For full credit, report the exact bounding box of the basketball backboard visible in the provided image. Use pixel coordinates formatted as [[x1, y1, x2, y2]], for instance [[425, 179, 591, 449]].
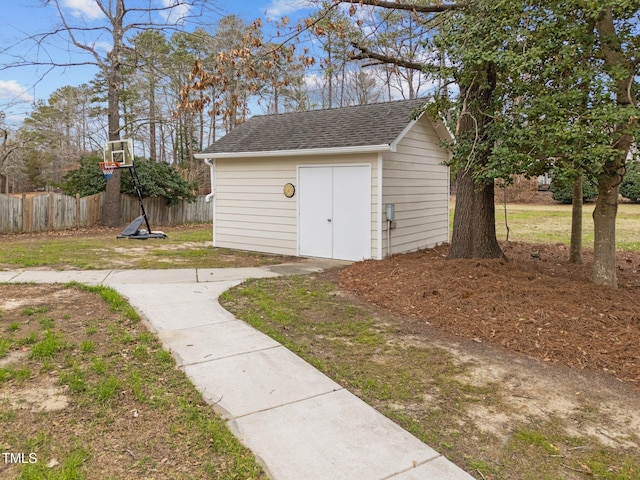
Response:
[[104, 139, 134, 167]]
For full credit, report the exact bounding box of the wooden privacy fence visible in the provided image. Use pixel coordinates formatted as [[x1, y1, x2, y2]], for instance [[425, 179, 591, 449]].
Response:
[[0, 193, 212, 234], [0, 193, 102, 234], [119, 195, 212, 226]]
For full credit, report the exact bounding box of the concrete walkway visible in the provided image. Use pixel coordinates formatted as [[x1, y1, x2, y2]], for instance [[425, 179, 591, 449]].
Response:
[[2, 262, 474, 480]]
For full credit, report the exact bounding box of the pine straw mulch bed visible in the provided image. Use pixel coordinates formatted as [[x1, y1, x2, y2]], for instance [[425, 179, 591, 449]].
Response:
[[339, 242, 640, 387]]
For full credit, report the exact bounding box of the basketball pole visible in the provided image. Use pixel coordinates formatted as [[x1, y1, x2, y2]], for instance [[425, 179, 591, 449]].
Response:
[[128, 164, 152, 234]]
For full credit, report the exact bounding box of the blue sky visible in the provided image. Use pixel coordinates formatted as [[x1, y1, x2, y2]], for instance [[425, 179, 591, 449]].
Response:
[[0, 0, 316, 124]]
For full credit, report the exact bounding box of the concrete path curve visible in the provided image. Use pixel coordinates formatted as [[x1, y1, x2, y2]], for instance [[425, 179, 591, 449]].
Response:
[[2, 261, 474, 480]]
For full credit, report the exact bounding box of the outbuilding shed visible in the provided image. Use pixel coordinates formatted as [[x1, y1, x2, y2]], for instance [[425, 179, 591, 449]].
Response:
[[195, 98, 451, 261]]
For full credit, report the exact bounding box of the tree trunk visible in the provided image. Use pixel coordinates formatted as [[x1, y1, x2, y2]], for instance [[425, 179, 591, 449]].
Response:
[[448, 168, 503, 259], [149, 78, 157, 162], [592, 172, 620, 287], [448, 62, 502, 260], [101, 69, 123, 227], [591, 7, 636, 286], [569, 176, 583, 264], [100, 0, 125, 227]]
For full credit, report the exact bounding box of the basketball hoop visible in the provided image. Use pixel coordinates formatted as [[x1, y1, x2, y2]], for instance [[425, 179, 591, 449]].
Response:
[[99, 161, 119, 179]]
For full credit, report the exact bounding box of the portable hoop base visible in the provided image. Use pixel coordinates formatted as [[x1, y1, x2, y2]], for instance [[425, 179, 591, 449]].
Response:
[[117, 215, 167, 240]]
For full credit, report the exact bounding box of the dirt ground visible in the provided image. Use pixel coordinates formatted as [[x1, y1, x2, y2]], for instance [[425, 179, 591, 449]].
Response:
[[338, 242, 640, 456], [340, 242, 640, 387]]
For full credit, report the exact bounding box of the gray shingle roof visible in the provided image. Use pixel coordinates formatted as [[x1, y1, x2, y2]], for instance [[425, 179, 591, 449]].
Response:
[[201, 98, 428, 155]]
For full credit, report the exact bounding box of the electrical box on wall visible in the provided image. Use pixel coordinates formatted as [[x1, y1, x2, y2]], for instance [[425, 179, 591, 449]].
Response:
[[385, 203, 395, 221]]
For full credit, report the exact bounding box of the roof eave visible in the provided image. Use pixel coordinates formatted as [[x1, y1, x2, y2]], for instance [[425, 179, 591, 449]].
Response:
[[194, 144, 392, 160], [388, 108, 454, 149], [432, 118, 454, 143], [389, 119, 418, 152]]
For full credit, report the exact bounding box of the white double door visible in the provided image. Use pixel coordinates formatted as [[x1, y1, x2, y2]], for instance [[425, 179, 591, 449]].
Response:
[[298, 165, 371, 261]]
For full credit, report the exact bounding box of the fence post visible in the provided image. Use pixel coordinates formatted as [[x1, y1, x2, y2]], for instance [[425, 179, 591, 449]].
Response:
[[21, 193, 27, 233], [48, 192, 54, 231], [21, 193, 36, 233], [76, 193, 81, 229]]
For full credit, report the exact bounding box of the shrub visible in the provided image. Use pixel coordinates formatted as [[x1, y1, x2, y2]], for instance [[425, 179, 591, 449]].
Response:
[[59, 155, 197, 205], [58, 153, 106, 197], [620, 161, 640, 203], [120, 159, 197, 205], [549, 175, 598, 204]]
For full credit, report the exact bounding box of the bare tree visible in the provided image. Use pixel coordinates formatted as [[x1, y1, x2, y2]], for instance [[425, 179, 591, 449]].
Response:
[[179, 16, 316, 131], [3, 0, 218, 225], [0, 116, 20, 194]]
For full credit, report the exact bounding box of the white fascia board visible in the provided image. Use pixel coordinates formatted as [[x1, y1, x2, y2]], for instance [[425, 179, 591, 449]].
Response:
[[389, 111, 454, 151], [389, 104, 435, 151], [194, 144, 391, 160], [432, 117, 454, 143], [389, 119, 417, 152]]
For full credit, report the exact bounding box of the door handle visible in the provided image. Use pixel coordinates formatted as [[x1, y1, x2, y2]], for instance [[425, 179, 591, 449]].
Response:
[[327, 218, 332, 222]]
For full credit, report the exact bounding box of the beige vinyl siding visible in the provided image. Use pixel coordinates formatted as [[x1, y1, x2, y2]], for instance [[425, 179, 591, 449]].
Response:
[[382, 116, 449, 256], [214, 154, 379, 257], [371, 158, 381, 259], [214, 158, 296, 255]]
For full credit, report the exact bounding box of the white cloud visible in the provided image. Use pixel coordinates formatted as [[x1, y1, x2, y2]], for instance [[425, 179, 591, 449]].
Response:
[[5, 113, 28, 124], [265, 0, 314, 17], [159, 0, 192, 24], [0, 80, 33, 102], [62, 0, 105, 20], [91, 40, 112, 52]]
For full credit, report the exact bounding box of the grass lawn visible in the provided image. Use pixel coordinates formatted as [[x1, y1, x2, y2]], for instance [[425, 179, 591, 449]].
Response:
[[0, 282, 266, 479], [0, 225, 294, 270], [493, 203, 640, 250]]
